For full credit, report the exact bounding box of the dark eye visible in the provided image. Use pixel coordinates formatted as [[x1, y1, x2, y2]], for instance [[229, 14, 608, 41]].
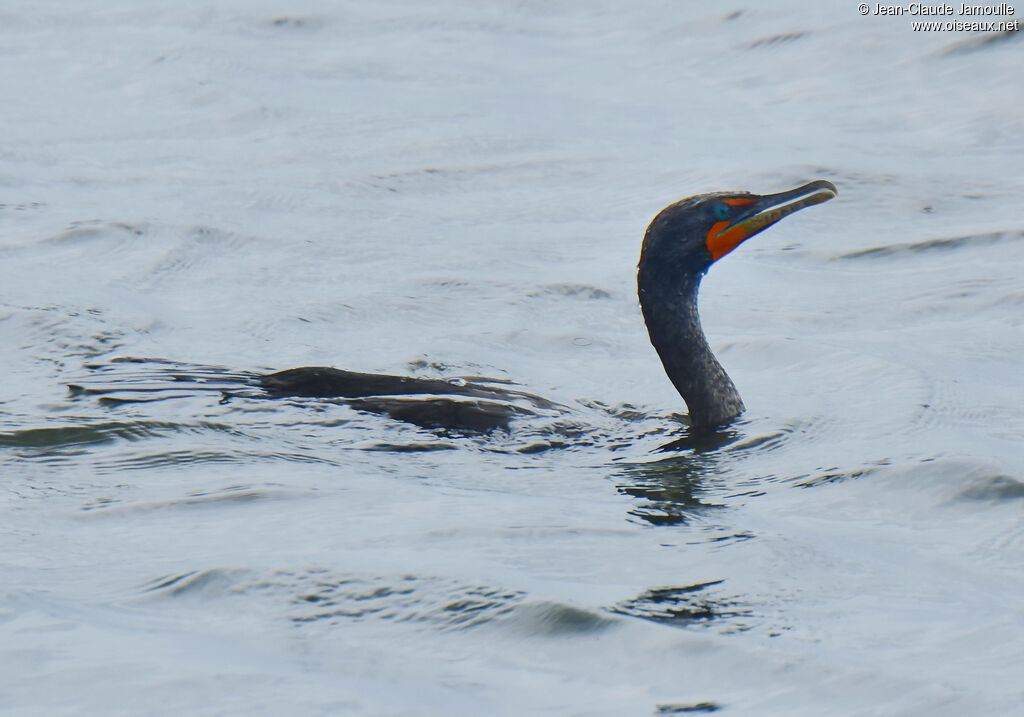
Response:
[[712, 203, 730, 221]]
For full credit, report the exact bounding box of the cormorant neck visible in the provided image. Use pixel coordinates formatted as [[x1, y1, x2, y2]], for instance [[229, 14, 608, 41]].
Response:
[[638, 271, 744, 432]]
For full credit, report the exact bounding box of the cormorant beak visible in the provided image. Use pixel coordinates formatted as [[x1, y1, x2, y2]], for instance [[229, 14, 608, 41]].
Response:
[[706, 179, 838, 262]]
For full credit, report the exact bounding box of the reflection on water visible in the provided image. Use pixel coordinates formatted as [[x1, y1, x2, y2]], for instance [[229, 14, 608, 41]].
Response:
[[612, 580, 753, 632], [615, 453, 726, 527]]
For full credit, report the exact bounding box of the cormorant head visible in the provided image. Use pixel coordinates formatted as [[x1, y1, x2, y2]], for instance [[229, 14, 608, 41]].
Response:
[[640, 179, 838, 281]]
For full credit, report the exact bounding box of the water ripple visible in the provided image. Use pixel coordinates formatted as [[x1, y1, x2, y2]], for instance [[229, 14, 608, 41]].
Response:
[[611, 580, 755, 632], [140, 568, 527, 632]]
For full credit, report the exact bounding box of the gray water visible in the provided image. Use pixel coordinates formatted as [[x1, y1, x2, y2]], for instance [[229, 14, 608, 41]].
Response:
[[2, 2, 1023, 715]]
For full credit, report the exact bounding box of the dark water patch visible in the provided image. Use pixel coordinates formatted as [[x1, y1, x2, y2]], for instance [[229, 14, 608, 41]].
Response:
[[957, 473, 1024, 502], [267, 16, 324, 31], [656, 703, 723, 715], [59, 330, 125, 362], [0, 420, 225, 451], [359, 441, 459, 453], [691, 531, 756, 546], [88, 393, 228, 407], [611, 580, 753, 631], [938, 25, 1021, 56], [633, 414, 766, 454], [793, 464, 878, 489], [0, 201, 46, 213], [835, 229, 1022, 260], [78, 495, 118, 511], [722, 488, 766, 500], [745, 31, 808, 49], [623, 497, 722, 527], [655, 429, 743, 453]]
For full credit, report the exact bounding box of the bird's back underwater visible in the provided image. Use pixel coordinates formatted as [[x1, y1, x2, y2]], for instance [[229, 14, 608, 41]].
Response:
[[69, 357, 563, 434]]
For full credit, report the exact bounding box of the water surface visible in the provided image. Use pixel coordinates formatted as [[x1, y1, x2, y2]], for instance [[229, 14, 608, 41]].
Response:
[[2, 2, 1023, 715]]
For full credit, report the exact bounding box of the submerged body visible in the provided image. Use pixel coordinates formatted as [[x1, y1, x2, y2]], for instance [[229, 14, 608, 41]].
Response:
[[70, 360, 554, 433], [257, 366, 556, 432]]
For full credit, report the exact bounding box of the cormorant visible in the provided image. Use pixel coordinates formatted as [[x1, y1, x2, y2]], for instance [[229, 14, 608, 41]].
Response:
[[73, 180, 836, 436]]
